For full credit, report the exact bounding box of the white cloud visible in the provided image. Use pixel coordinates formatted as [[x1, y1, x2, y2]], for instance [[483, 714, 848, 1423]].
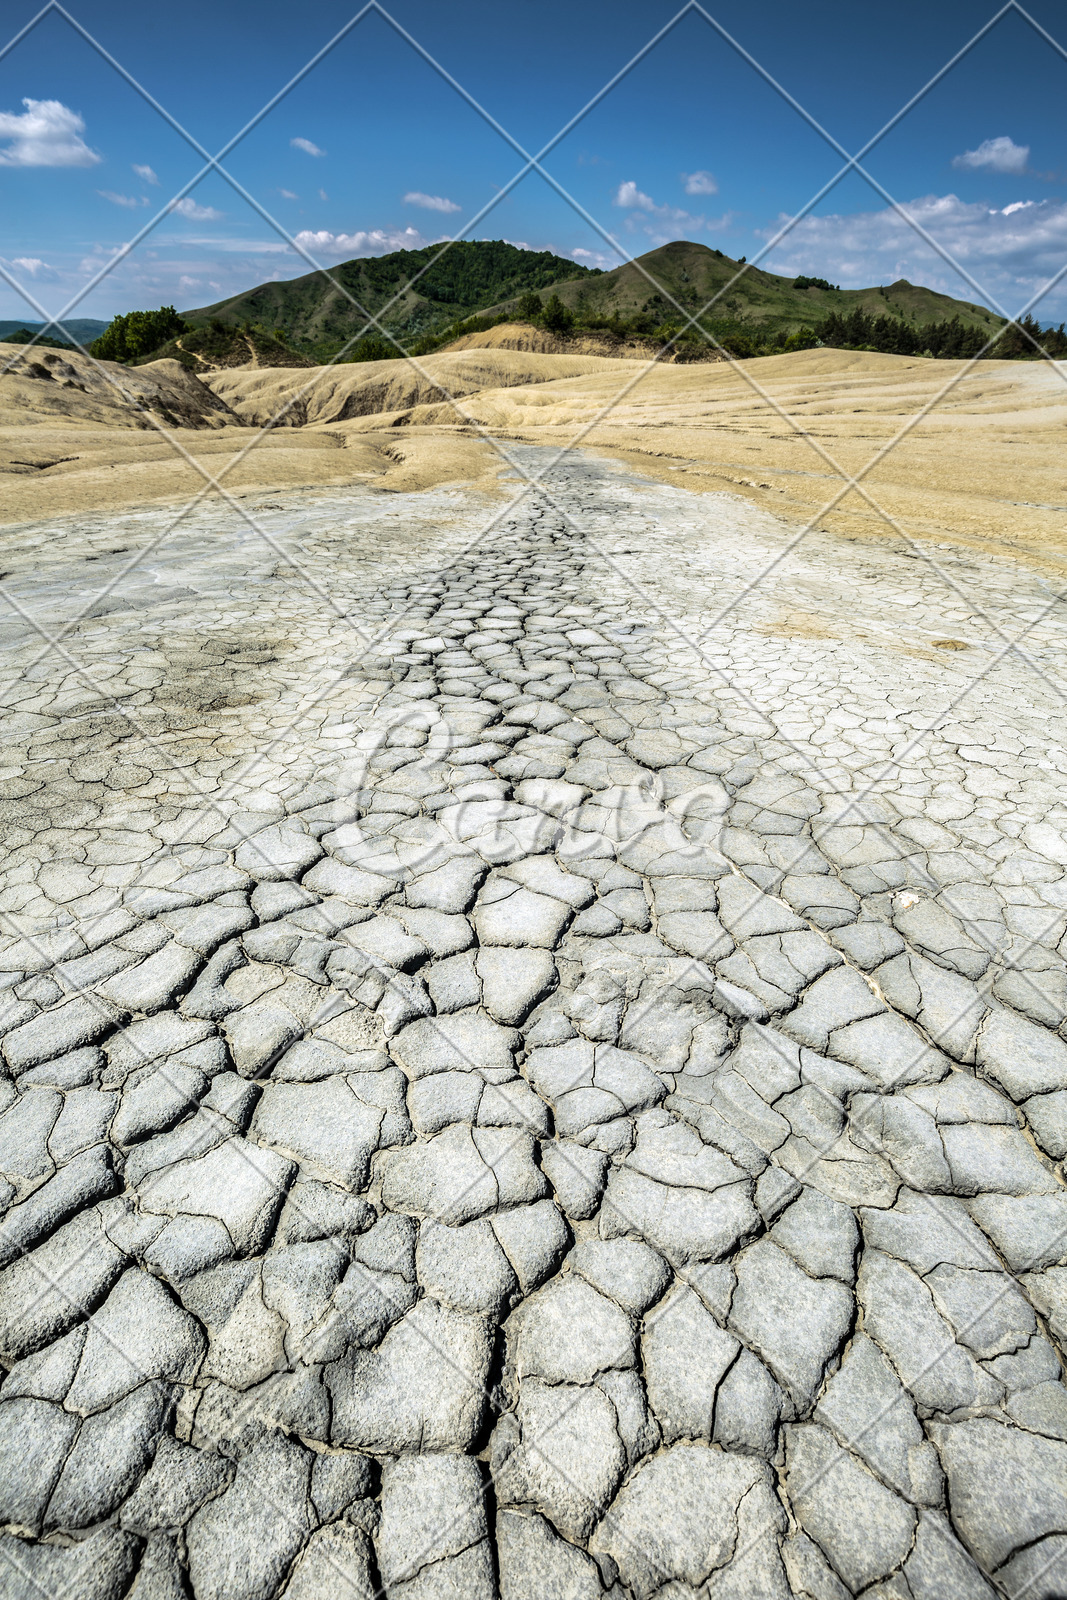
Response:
[[612, 179, 721, 247], [614, 180, 657, 211], [98, 190, 147, 208], [682, 170, 718, 196], [404, 190, 461, 213], [279, 188, 298, 200], [953, 135, 1029, 174], [0, 98, 100, 167], [291, 226, 428, 259], [572, 246, 618, 270], [291, 136, 324, 157], [319, 188, 328, 201], [166, 236, 291, 254], [178, 275, 201, 291], [760, 192, 1067, 318], [3, 256, 51, 277], [133, 163, 158, 184], [168, 197, 224, 221]]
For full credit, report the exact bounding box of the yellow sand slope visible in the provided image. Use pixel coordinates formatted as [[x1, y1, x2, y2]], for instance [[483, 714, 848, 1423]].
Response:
[[205, 346, 635, 427], [0, 339, 1063, 567]]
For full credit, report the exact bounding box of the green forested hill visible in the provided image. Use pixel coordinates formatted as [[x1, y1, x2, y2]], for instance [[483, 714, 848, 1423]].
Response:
[[183, 241, 598, 357], [180, 237, 1006, 363], [490, 239, 1005, 341]]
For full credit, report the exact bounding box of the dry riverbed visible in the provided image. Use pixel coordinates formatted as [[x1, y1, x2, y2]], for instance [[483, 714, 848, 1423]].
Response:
[[0, 443, 1066, 1597]]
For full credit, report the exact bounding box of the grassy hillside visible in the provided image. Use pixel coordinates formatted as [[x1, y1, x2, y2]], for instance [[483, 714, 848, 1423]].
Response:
[[184, 241, 599, 359], [490, 240, 1005, 342], [99, 238, 1021, 371], [148, 321, 316, 372], [185, 238, 1006, 364]]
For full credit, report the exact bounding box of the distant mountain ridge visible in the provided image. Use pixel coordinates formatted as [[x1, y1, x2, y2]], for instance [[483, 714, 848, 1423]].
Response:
[[184, 241, 598, 359], [0, 318, 109, 346], [181, 239, 1003, 362]]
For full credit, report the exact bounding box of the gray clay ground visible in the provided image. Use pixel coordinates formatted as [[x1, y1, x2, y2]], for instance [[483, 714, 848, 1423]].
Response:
[[1, 445, 1067, 1599]]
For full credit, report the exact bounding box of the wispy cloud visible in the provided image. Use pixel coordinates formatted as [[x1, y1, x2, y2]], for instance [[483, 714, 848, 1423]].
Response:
[[2, 255, 52, 277], [158, 236, 291, 254], [953, 135, 1029, 175], [98, 189, 147, 209], [572, 246, 619, 270], [133, 163, 158, 184], [168, 197, 224, 221], [0, 98, 100, 167], [291, 136, 325, 157], [279, 188, 298, 200], [404, 190, 461, 213], [761, 192, 1067, 317], [682, 170, 718, 196], [612, 179, 722, 245], [292, 225, 429, 258]]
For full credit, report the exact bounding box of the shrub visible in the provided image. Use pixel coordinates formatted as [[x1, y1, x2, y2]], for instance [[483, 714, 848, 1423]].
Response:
[[540, 293, 574, 334], [90, 305, 185, 363], [515, 290, 543, 322]]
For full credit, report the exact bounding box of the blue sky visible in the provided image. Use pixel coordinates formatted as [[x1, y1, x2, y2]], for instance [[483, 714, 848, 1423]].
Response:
[[2, 0, 1066, 326]]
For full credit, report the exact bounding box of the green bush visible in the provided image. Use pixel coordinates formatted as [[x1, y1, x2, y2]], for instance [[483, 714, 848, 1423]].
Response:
[[90, 306, 185, 363], [540, 293, 574, 334], [515, 290, 543, 322]]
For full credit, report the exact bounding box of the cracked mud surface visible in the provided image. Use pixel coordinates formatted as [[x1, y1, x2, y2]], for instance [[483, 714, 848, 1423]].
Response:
[[1, 447, 1067, 1599]]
